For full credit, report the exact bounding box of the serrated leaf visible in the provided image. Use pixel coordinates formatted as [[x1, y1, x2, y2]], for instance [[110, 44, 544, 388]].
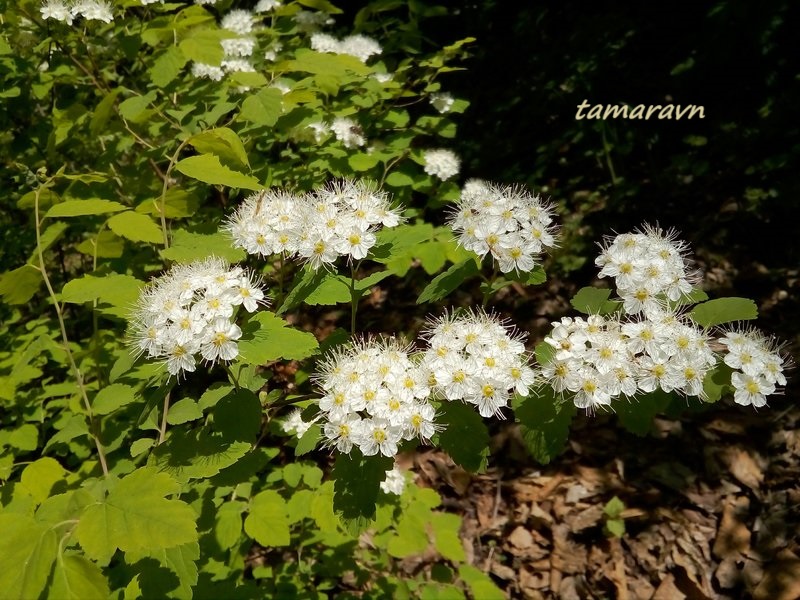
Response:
[[238, 311, 319, 364], [512, 389, 575, 465], [159, 229, 246, 263], [279, 49, 368, 77], [130, 438, 155, 457], [294, 424, 320, 456], [149, 428, 252, 482], [437, 401, 490, 472], [75, 467, 198, 563], [20, 457, 67, 503], [108, 211, 164, 244], [76, 230, 125, 259], [0, 514, 58, 600], [277, 266, 327, 314], [179, 30, 224, 65], [458, 565, 505, 600], [175, 154, 261, 190], [387, 507, 429, 558], [416, 258, 479, 304], [239, 88, 283, 127], [93, 383, 138, 415], [570, 286, 621, 315], [244, 490, 290, 547], [287, 489, 313, 525], [333, 453, 392, 524], [215, 502, 245, 549], [150, 45, 188, 88], [689, 297, 758, 328], [431, 512, 465, 562], [304, 273, 351, 305], [61, 274, 144, 313], [48, 554, 110, 600], [126, 542, 199, 600], [44, 199, 128, 219], [188, 128, 249, 169]]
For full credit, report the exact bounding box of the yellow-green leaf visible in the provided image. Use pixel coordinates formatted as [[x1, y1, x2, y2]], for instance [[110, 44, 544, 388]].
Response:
[[107, 211, 164, 244], [48, 554, 110, 600], [175, 154, 261, 190]]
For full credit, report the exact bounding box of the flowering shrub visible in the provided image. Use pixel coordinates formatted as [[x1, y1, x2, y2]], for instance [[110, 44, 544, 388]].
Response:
[[0, 1, 789, 598]]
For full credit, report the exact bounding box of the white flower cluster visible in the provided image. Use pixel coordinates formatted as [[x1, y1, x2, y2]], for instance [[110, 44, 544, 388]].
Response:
[[721, 329, 787, 407], [330, 117, 366, 148], [423, 149, 460, 181], [224, 180, 403, 269], [315, 338, 438, 457], [310, 33, 382, 63], [255, 0, 281, 12], [380, 465, 407, 495], [429, 92, 455, 113], [221, 9, 255, 35], [595, 225, 696, 315], [543, 311, 716, 412], [422, 311, 535, 418], [448, 180, 559, 273], [40, 0, 113, 24], [129, 258, 265, 377]]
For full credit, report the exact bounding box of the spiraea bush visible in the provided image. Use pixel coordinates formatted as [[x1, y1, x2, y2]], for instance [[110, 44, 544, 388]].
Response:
[[0, 1, 789, 599]]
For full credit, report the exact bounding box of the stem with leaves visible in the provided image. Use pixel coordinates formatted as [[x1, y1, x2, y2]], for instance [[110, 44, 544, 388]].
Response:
[[34, 181, 109, 476]]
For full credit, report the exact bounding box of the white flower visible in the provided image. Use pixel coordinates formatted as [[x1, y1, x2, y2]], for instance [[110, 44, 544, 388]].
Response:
[[423, 149, 460, 181], [730, 372, 774, 407], [221, 9, 255, 35], [70, 0, 113, 23], [380, 465, 406, 495], [255, 0, 281, 12], [221, 59, 255, 73], [430, 92, 455, 113], [449, 181, 558, 273], [129, 258, 266, 378], [339, 35, 382, 62], [192, 63, 225, 81], [282, 408, 312, 437], [221, 37, 256, 58], [331, 117, 366, 148], [195, 0, 219, 4], [40, 0, 72, 22], [310, 33, 341, 54]]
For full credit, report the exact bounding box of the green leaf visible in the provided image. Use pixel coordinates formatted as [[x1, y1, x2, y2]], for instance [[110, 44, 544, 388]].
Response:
[[416, 258, 479, 304], [615, 389, 672, 435], [689, 297, 758, 328], [431, 512, 465, 562], [126, 542, 199, 599], [332, 453, 393, 525], [239, 88, 284, 127], [150, 45, 188, 88], [512, 389, 575, 465], [48, 554, 110, 600], [44, 199, 128, 219], [187, 128, 250, 169], [244, 490, 290, 547], [702, 362, 734, 403], [570, 286, 621, 315], [348, 152, 380, 172], [118, 91, 156, 123], [436, 402, 490, 472], [136, 188, 201, 219], [179, 30, 225, 65], [215, 502, 244, 549], [0, 265, 42, 304], [108, 211, 164, 244], [238, 311, 319, 364], [159, 229, 246, 263], [387, 506, 429, 559], [175, 154, 262, 190], [0, 514, 58, 600], [294, 424, 321, 456], [385, 171, 414, 187], [604, 496, 625, 518], [61, 273, 144, 314], [20, 457, 67, 503], [277, 266, 326, 314], [354, 269, 394, 292], [534, 341, 556, 366], [75, 467, 198, 564], [304, 273, 351, 305], [279, 49, 368, 77], [76, 230, 125, 259], [93, 383, 138, 415], [458, 565, 505, 600], [605, 518, 626, 538], [130, 438, 155, 457], [9, 423, 39, 451], [166, 398, 203, 425], [149, 429, 252, 482]]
